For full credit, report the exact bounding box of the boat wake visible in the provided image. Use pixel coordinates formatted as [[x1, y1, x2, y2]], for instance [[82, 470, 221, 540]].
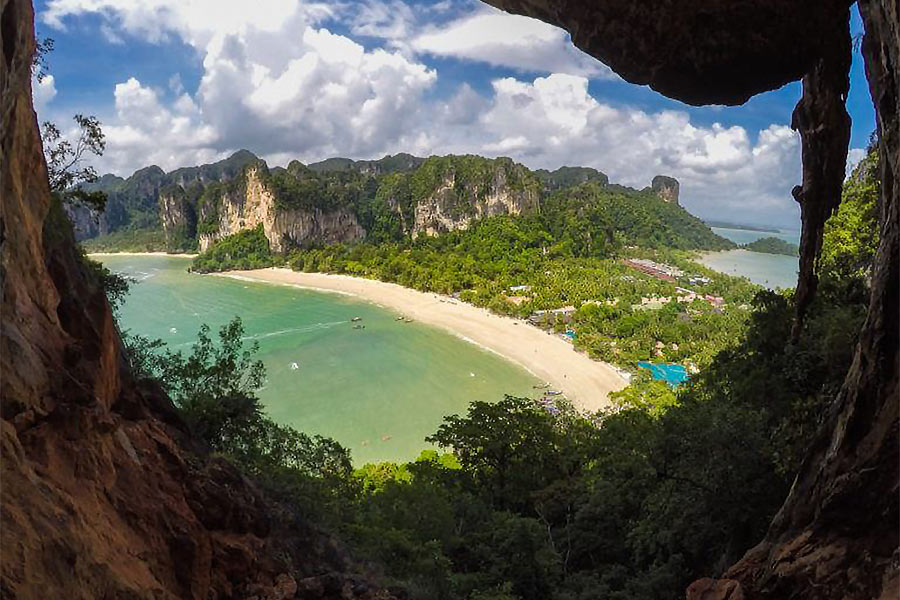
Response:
[[239, 321, 348, 342]]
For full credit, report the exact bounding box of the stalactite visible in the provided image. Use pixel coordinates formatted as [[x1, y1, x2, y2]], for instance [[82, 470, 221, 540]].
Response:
[[789, 14, 853, 341]]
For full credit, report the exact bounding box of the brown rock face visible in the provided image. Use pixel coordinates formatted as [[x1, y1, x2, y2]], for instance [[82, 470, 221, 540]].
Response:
[[482, 0, 854, 106], [198, 166, 365, 252], [0, 1, 396, 598]]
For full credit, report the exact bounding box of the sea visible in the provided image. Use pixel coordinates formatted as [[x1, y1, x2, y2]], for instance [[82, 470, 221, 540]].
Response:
[[700, 227, 801, 290], [98, 255, 538, 465]]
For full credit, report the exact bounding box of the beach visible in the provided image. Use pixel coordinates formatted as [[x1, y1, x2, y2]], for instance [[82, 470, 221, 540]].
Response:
[[89, 251, 199, 258], [217, 268, 628, 411]]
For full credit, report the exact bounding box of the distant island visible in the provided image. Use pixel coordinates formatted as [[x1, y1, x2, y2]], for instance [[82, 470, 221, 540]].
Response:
[[704, 219, 781, 233], [741, 236, 799, 256]]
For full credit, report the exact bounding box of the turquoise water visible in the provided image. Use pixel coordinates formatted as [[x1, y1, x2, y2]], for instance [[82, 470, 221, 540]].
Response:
[[637, 361, 689, 387], [705, 226, 800, 290], [699, 249, 798, 290], [98, 255, 539, 464], [712, 226, 801, 245]]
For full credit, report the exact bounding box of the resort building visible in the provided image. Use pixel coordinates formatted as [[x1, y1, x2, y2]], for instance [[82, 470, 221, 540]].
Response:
[[529, 306, 577, 325], [622, 258, 684, 281]]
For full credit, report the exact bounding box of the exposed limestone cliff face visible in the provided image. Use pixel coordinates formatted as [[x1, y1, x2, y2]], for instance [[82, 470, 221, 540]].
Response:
[[63, 202, 108, 240], [0, 2, 397, 597], [408, 160, 540, 236], [651, 175, 679, 205], [198, 167, 365, 252]]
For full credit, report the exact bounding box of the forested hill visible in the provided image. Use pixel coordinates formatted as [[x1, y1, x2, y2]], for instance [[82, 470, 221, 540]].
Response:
[[544, 182, 733, 250], [75, 150, 733, 254]]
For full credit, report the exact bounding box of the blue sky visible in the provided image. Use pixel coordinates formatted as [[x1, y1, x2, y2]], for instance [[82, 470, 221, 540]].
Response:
[[33, 0, 874, 228]]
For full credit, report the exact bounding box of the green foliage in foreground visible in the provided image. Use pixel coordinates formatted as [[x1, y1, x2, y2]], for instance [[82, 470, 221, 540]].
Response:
[[741, 236, 799, 256], [818, 151, 880, 300], [118, 280, 863, 600], [125, 318, 354, 517]]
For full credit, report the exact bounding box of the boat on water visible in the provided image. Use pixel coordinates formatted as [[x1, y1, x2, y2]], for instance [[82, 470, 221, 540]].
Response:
[[395, 316, 405, 321], [403, 318, 414, 323], [532, 382, 551, 389], [351, 316, 362, 322], [290, 362, 299, 370], [546, 390, 563, 396], [353, 324, 365, 330]]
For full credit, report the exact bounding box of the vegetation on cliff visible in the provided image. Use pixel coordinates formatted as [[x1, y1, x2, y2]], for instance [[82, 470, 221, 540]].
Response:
[[741, 236, 799, 256], [191, 225, 272, 272], [74, 150, 732, 258]]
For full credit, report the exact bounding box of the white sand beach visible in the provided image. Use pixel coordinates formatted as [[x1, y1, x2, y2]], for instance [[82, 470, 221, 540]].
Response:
[[217, 268, 627, 411]]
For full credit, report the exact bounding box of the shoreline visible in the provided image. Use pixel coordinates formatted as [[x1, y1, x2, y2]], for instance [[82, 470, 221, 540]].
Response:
[[88, 251, 199, 258], [215, 268, 628, 412]]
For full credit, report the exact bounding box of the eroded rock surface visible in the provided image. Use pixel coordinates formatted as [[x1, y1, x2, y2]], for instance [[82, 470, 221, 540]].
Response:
[[0, 1, 399, 598], [197, 166, 366, 252]]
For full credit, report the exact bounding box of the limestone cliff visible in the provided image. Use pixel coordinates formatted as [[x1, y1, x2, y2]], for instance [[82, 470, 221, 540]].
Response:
[[63, 202, 108, 240], [651, 175, 680, 205], [198, 166, 365, 252], [390, 156, 541, 236]]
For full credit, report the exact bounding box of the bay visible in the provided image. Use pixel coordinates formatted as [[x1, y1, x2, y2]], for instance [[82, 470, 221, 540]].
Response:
[[98, 255, 539, 464]]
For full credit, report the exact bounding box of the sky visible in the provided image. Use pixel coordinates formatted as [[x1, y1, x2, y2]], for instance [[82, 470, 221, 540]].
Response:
[[33, 0, 875, 229]]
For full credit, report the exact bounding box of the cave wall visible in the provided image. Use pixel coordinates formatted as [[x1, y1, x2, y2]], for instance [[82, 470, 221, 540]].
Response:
[[482, 0, 854, 105], [0, 1, 394, 598]]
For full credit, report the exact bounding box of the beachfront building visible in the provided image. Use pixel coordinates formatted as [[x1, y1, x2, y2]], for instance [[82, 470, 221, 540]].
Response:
[[529, 306, 577, 325], [622, 258, 684, 281], [509, 285, 532, 292]]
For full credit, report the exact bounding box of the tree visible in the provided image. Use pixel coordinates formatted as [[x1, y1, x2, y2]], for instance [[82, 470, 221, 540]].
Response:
[[31, 35, 54, 82], [42, 115, 108, 211], [34, 38, 108, 212]]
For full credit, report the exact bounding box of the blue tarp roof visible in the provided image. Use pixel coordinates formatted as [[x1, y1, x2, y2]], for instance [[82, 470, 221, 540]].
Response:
[[637, 361, 690, 387]]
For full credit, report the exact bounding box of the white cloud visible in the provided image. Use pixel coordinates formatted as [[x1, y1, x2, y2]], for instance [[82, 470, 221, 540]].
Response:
[[43, 0, 437, 173], [42, 0, 336, 46], [411, 7, 613, 79], [349, 0, 415, 40], [32, 74, 57, 115], [425, 74, 801, 227], [40, 1, 802, 226], [845, 147, 867, 179]]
